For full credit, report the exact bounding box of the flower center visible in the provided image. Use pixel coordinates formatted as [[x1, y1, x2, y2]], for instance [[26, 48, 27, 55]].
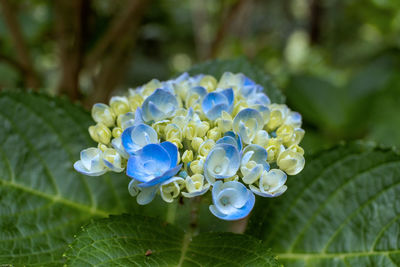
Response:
[[214, 165, 222, 174], [220, 196, 230, 206]]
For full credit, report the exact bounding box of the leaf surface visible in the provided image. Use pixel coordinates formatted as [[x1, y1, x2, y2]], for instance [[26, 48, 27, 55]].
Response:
[[247, 143, 400, 266], [0, 92, 135, 266], [65, 214, 280, 267]]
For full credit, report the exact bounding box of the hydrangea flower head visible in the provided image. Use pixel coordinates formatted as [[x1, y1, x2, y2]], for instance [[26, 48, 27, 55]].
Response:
[[74, 72, 306, 220]]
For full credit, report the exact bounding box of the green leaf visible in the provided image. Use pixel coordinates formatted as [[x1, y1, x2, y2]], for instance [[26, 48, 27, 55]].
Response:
[[367, 75, 400, 147], [247, 143, 400, 266], [0, 92, 136, 266], [188, 58, 285, 104], [65, 214, 280, 267], [0, 92, 242, 266]]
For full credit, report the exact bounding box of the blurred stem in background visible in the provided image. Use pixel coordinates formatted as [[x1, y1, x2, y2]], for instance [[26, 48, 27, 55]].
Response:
[[207, 0, 252, 59], [0, 0, 40, 89]]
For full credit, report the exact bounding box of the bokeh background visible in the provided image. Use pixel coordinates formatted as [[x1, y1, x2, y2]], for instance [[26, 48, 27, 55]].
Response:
[[1, 0, 399, 154]]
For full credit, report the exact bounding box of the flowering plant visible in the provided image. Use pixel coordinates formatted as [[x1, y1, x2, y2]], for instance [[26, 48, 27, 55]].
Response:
[[74, 72, 305, 220]]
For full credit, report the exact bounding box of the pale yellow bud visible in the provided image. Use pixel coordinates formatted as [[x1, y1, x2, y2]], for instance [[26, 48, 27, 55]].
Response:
[[232, 100, 249, 117], [289, 144, 304, 155], [276, 124, 295, 145], [266, 104, 289, 131], [207, 127, 221, 141], [160, 178, 185, 203], [128, 94, 144, 111], [102, 148, 124, 172], [265, 138, 284, 163], [185, 174, 205, 192], [112, 127, 123, 138], [174, 81, 190, 100], [197, 121, 210, 137], [186, 93, 202, 108], [171, 116, 185, 129], [199, 75, 217, 92], [165, 124, 182, 141], [266, 110, 284, 131], [292, 128, 305, 145], [89, 123, 112, 145], [216, 111, 233, 133], [198, 139, 215, 157], [183, 123, 197, 140], [224, 175, 239, 182], [217, 72, 241, 92], [277, 149, 305, 175], [109, 96, 130, 116], [191, 137, 203, 151], [170, 138, 183, 149], [193, 103, 203, 114], [152, 120, 169, 137], [175, 108, 188, 117], [97, 143, 108, 152], [190, 159, 204, 174], [91, 103, 115, 127], [253, 130, 270, 147], [117, 112, 135, 129], [182, 150, 194, 163]]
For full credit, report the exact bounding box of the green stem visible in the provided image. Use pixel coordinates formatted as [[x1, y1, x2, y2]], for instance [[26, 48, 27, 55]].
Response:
[[166, 201, 177, 224], [189, 196, 202, 236]]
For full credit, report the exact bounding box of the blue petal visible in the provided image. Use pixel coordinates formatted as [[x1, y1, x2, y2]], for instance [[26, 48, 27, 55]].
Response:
[[126, 143, 171, 182], [242, 144, 269, 170], [191, 86, 207, 98], [220, 88, 234, 106], [111, 137, 129, 159], [211, 180, 223, 199], [137, 164, 182, 188], [174, 72, 189, 83], [121, 124, 158, 155], [204, 144, 240, 183], [216, 136, 239, 150], [148, 101, 165, 121], [257, 93, 271, 106], [205, 103, 229, 120], [142, 89, 178, 122], [133, 107, 144, 126], [209, 183, 255, 221], [137, 185, 159, 205], [138, 143, 171, 172], [202, 91, 228, 114], [160, 141, 178, 168], [224, 131, 242, 151], [126, 156, 155, 182], [243, 76, 255, 86], [74, 160, 107, 176], [233, 108, 264, 144], [221, 191, 255, 220]]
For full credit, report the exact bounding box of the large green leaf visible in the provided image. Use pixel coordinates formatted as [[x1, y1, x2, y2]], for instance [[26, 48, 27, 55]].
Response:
[[0, 91, 249, 266], [65, 214, 280, 267], [0, 92, 137, 266], [247, 143, 400, 266], [188, 58, 285, 104]]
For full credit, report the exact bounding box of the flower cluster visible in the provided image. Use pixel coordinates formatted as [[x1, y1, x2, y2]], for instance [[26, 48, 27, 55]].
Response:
[[74, 72, 305, 220]]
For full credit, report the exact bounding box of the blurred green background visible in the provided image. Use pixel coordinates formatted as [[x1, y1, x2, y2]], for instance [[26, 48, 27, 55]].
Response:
[[1, 0, 399, 154]]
